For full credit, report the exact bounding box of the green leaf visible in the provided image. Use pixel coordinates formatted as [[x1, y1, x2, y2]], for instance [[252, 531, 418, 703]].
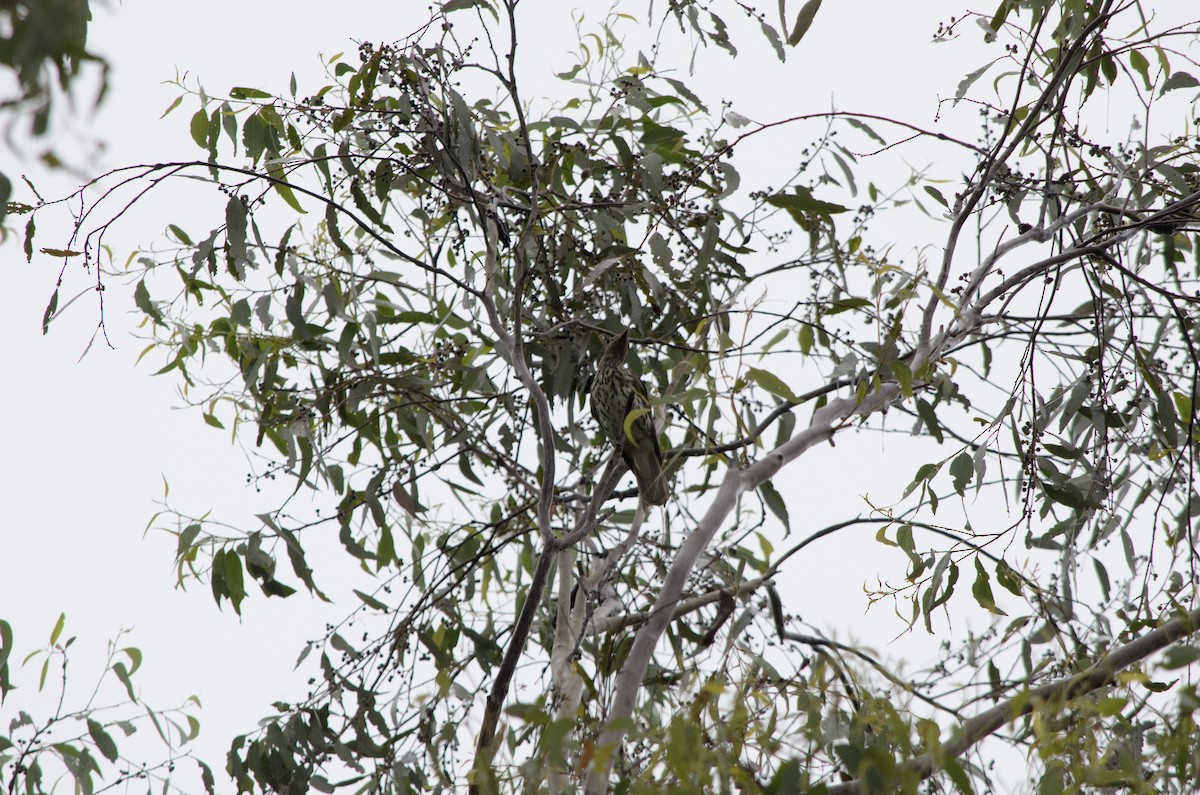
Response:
[[133, 279, 163, 325], [224, 196, 248, 271], [949, 452, 973, 497], [1093, 558, 1110, 602], [1172, 391, 1193, 424], [904, 462, 940, 497], [160, 95, 183, 119], [229, 86, 272, 99], [0, 619, 11, 667], [995, 559, 1023, 596], [916, 398, 943, 443], [49, 612, 65, 646], [1160, 71, 1199, 95], [112, 662, 137, 702], [886, 360, 913, 398], [219, 101, 237, 152], [1162, 645, 1200, 669], [943, 756, 976, 795], [199, 759, 216, 794], [41, 287, 58, 334], [766, 189, 848, 224], [763, 758, 802, 794], [1129, 49, 1151, 90], [1041, 480, 1089, 510], [798, 324, 813, 355], [442, 0, 497, 16], [269, 165, 306, 214], [845, 117, 886, 145], [620, 407, 653, 447], [746, 366, 799, 402], [354, 589, 390, 611], [167, 224, 193, 245], [189, 107, 210, 149], [896, 524, 925, 579], [23, 215, 35, 262], [1042, 442, 1082, 459], [177, 524, 201, 559], [828, 297, 871, 314], [971, 558, 1006, 615], [787, 0, 822, 45], [0, 618, 12, 697], [922, 555, 959, 631], [923, 185, 949, 208], [955, 59, 999, 103], [87, 719, 119, 762], [759, 480, 790, 531], [223, 550, 246, 614], [121, 647, 142, 676], [325, 203, 352, 257]]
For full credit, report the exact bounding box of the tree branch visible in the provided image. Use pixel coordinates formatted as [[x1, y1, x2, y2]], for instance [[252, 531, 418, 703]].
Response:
[[824, 605, 1200, 794], [584, 387, 899, 792]]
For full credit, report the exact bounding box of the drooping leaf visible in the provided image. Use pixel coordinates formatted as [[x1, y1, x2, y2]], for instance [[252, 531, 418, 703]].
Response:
[[86, 720, 119, 762], [759, 480, 790, 531], [786, 0, 822, 45], [971, 558, 1006, 615]]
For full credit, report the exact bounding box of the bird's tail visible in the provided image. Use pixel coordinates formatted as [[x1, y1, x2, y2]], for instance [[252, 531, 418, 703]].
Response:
[[627, 447, 669, 506]]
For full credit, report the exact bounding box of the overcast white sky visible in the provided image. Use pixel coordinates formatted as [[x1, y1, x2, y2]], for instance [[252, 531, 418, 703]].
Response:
[[5, 0, 1171, 787]]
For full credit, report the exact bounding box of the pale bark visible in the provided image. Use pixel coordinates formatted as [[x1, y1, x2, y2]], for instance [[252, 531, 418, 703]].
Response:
[[825, 606, 1200, 794]]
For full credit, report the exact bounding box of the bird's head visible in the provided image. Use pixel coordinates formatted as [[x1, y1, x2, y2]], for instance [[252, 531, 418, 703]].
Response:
[[603, 329, 630, 360]]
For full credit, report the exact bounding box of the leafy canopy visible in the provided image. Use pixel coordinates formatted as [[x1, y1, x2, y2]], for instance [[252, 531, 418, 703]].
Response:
[[7, 0, 1200, 793]]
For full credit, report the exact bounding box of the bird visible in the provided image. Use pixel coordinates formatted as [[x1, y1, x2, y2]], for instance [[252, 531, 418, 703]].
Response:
[[589, 330, 669, 506]]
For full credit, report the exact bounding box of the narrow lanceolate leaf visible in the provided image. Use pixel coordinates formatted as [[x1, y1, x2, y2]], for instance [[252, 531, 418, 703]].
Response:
[[889, 360, 913, 397], [225, 196, 248, 270], [759, 480, 790, 531], [904, 462, 940, 497], [0, 619, 12, 671], [787, 0, 823, 45], [112, 662, 137, 702], [42, 288, 58, 334], [354, 589, 390, 611], [922, 555, 958, 632], [391, 481, 427, 515], [828, 297, 871, 315], [229, 86, 273, 99], [955, 58, 999, 103], [916, 398, 943, 443], [49, 612, 65, 646], [24, 216, 35, 262], [766, 189, 848, 222], [923, 185, 949, 208], [746, 367, 799, 403], [160, 95, 183, 118], [269, 165, 306, 214]]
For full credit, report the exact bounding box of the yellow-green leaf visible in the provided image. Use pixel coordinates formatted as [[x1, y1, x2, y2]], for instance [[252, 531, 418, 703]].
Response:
[[746, 367, 799, 402]]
